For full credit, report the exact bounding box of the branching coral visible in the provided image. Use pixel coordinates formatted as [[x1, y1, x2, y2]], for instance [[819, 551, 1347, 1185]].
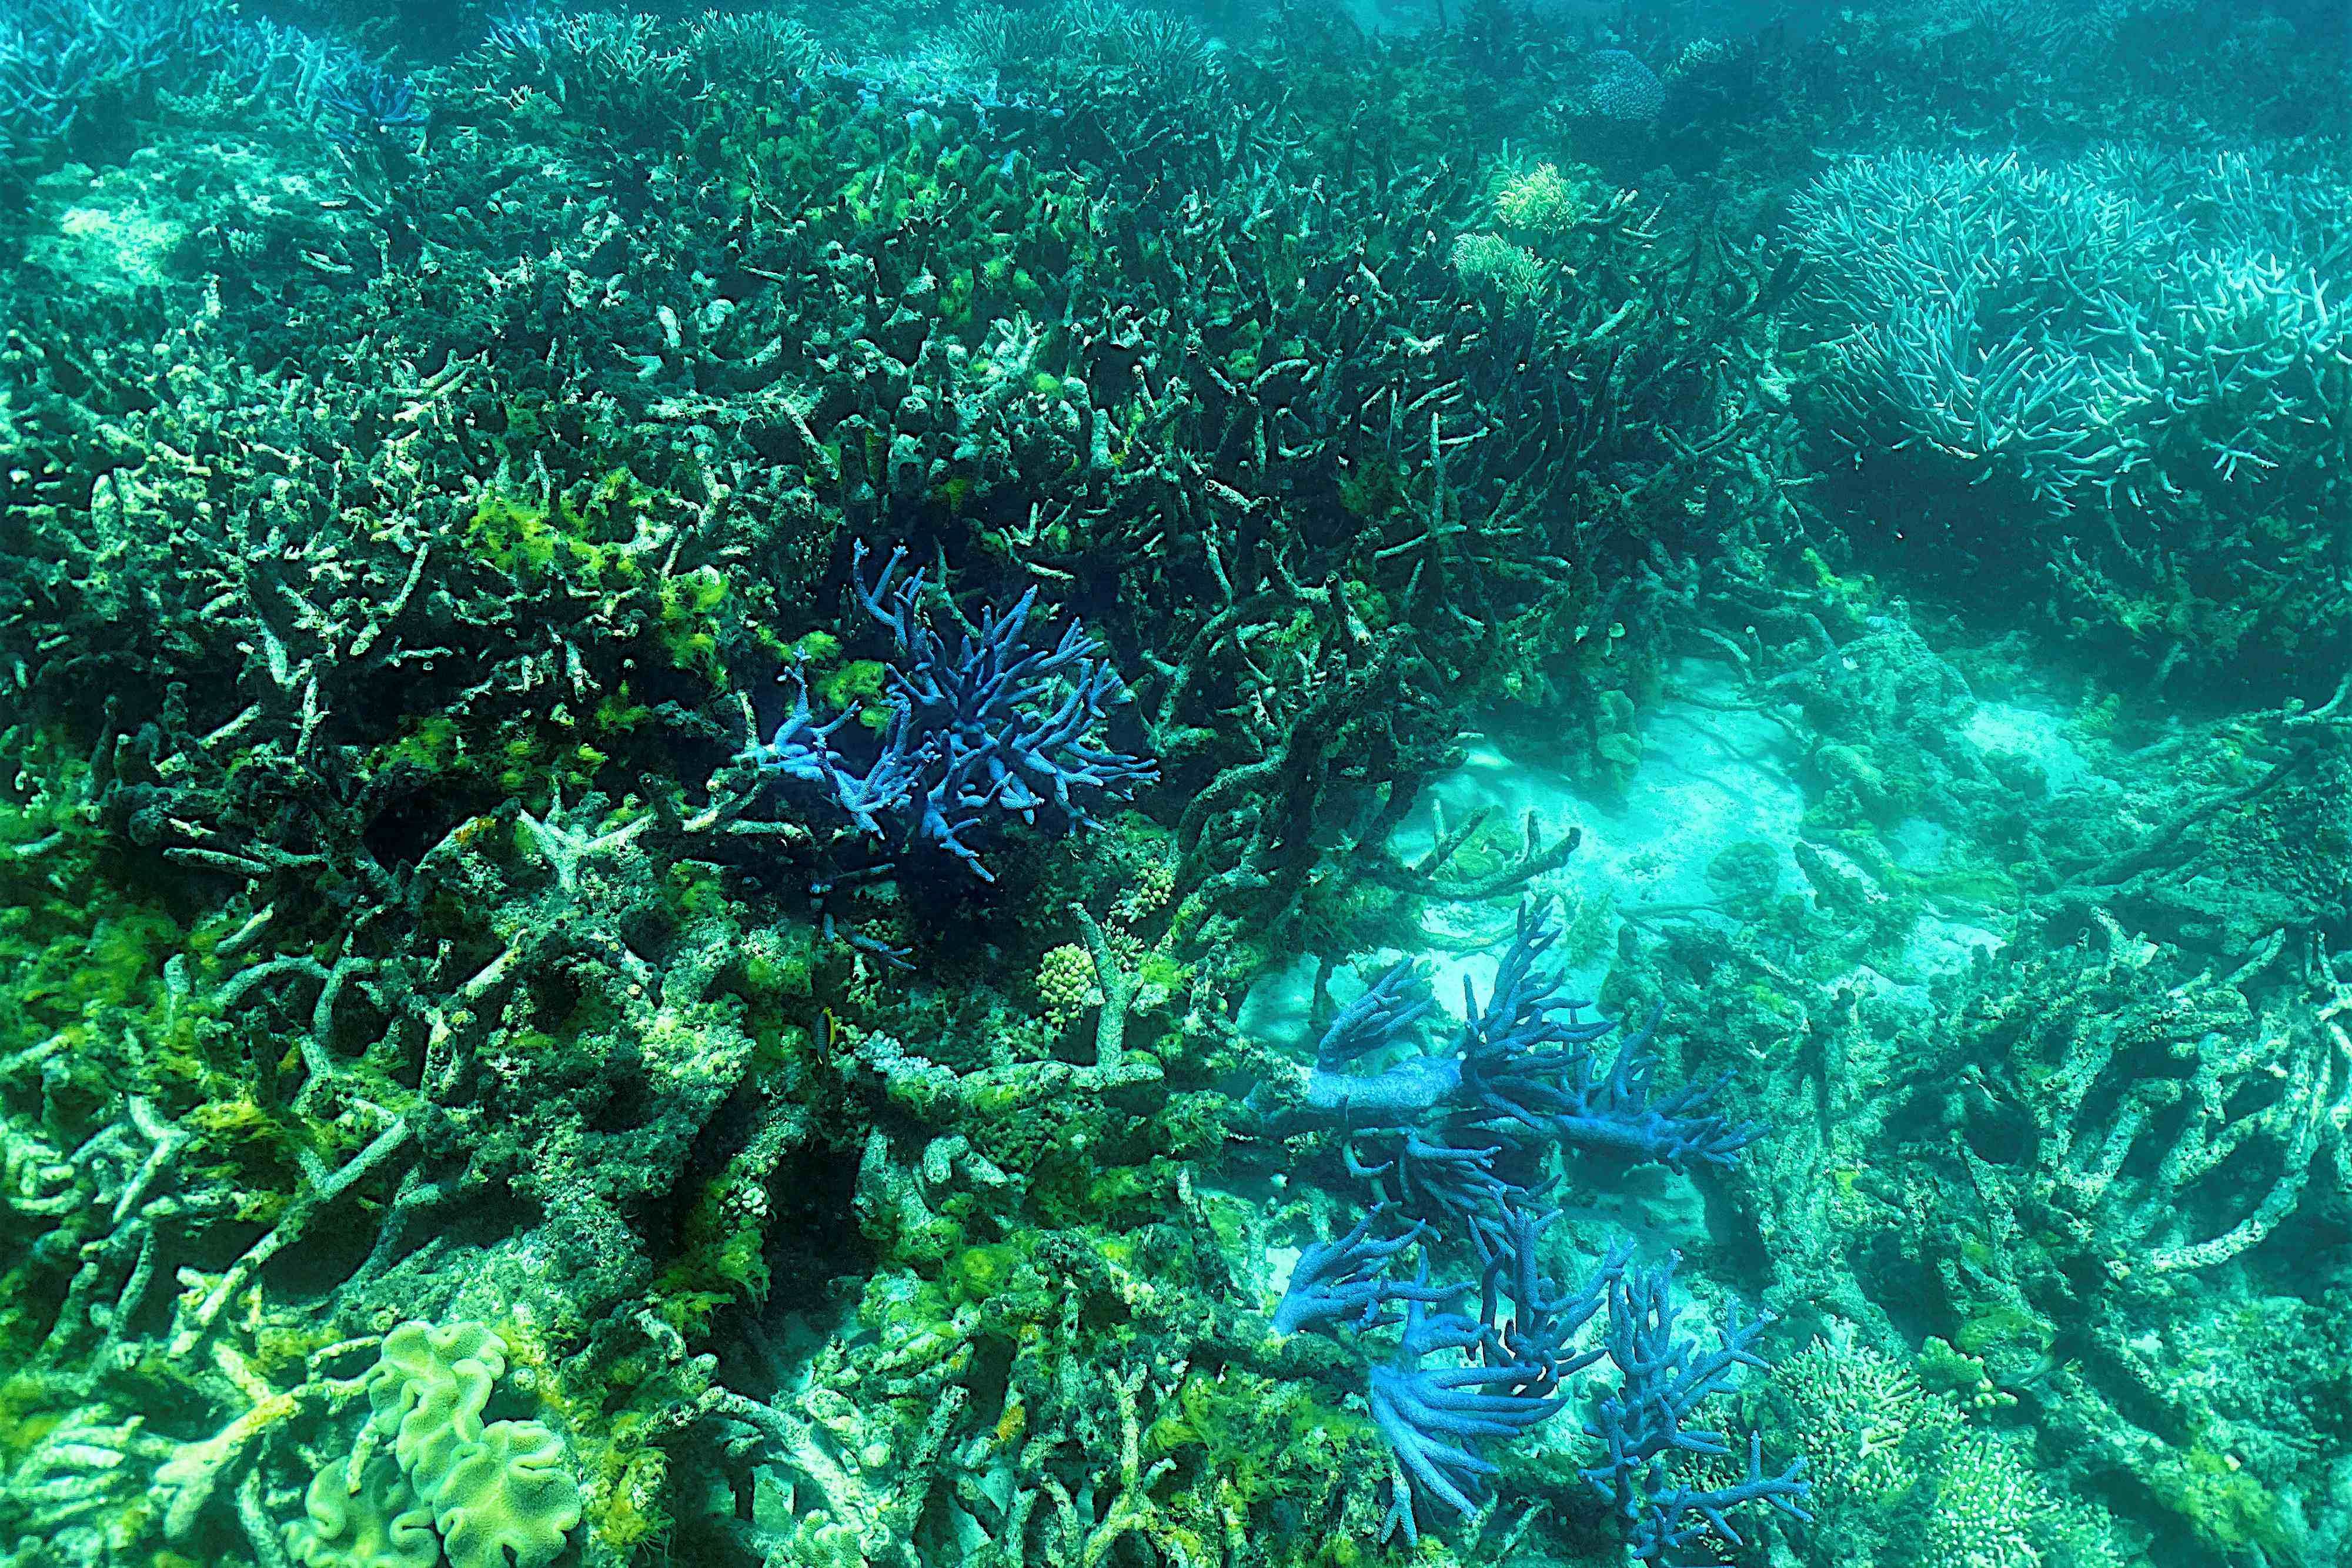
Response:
[[1792, 148, 2350, 517], [1289, 904, 1762, 1171], [754, 541, 1155, 881], [1367, 1288, 1561, 1536], [1271, 1208, 1455, 1336], [1270, 908, 1804, 1555], [0, 0, 210, 150], [1942, 915, 2338, 1292], [1913, 1433, 2050, 1568], [1785, 145, 2352, 682], [1850, 911, 2348, 1556], [1585, 1259, 1812, 1563], [1766, 1333, 1958, 1507]]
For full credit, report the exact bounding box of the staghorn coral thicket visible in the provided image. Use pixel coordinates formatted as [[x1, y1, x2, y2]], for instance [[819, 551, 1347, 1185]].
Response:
[[0, 4, 2346, 1568]]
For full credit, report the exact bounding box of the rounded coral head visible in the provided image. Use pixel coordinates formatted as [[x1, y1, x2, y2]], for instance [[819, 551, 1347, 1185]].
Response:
[[1583, 49, 1665, 123]]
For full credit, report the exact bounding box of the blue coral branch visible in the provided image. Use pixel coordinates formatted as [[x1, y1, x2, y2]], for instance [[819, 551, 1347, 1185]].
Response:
[[1581, 1257, 1789, 1521], [1625, 1432, 1812, 1568], [1456, 908, 1764, 1169], [1314, 959, 1436, 1064], [1347, 1126, 1511, 1229], [751, 541, 1154, 879], [1271, 1208, 1464, 1336], [1472, 1203, 1623, 1397], [1295, 905, 1763, 1171], [1371, 1291, 1560, 1544]]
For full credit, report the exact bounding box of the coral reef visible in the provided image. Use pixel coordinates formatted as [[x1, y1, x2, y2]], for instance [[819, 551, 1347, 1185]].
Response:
[[0, 2, 2344, 1568]]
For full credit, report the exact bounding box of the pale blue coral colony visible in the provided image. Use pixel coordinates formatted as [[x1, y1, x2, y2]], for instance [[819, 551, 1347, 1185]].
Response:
[[756, 541, 1157, 882], [1275, 907, 1808, 1557]]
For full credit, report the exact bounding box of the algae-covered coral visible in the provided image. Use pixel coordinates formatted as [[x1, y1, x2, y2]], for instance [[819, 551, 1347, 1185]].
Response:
[[0, 1, 2346, 1567]]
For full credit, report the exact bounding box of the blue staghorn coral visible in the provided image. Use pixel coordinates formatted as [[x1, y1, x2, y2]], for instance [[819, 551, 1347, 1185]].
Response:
[[0, 0, 195, 149], [1294, 904, 1765, 1169], [1269, 1207, 1459, 1336], [755, 540, 1157, 880], [1367, 1283, 1562, 1539], [1589, 1259, 1813, 1566], [1274, 907, 1808, 1558], [316, 56, 427, 143]]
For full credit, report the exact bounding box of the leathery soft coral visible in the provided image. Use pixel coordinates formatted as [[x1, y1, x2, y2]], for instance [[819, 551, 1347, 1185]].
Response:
[[287, 1322, 583, 1568]]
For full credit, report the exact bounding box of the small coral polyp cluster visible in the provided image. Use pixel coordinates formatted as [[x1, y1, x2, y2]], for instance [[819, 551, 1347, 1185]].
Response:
[[1, 1, 2347, 1568]]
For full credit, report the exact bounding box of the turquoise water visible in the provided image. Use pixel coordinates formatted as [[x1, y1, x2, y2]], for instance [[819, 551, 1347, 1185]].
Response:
[[1, 3, 2346, 1566]]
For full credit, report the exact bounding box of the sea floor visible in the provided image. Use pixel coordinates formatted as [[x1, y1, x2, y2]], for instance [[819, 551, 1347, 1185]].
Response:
[[1241, 654, 2089, 1045]]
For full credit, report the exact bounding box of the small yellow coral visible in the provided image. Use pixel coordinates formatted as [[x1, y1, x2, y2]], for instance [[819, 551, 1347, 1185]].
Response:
[[1768, 1336, 1955, 1505], [1037, 943, 1098, 1028], [1111, 855, 1178, 922], [1922, 1434, 2052, 1568]]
